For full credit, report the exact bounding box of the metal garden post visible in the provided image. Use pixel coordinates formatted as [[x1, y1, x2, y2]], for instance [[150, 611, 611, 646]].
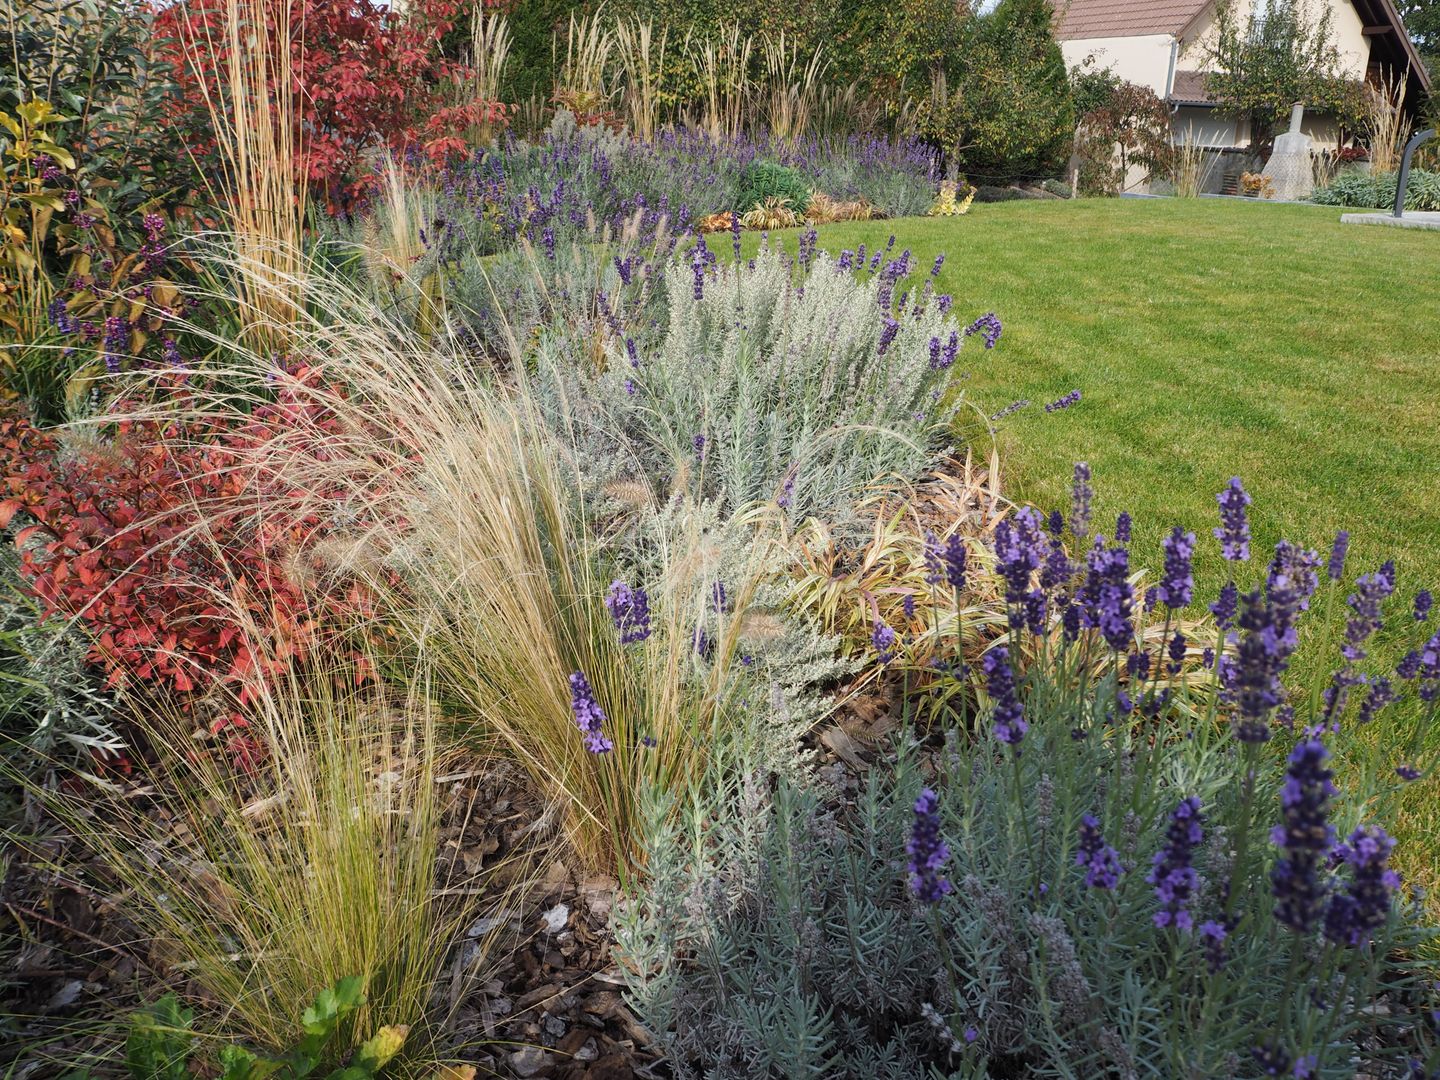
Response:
[[1393, 129, 1436, 218]]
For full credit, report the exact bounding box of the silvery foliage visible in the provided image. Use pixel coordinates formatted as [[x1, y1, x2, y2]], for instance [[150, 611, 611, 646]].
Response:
[[0, 546, 120, 767], [613, 664, 1439, 1079], [445, 215, 676, 367], [617, 495, 856, 781], [533, 240, 966, 527]]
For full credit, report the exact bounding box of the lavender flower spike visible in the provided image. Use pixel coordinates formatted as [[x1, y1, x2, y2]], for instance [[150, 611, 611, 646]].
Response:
[[1214, 477, 1252, 562], [1076, 814, 1125, 889], [1149, 796, 1203, 931], [983, 648, 1027, 746], [907, 787, 952, 904], [1270, 736, 1336, 934], [569, 671, 614, 754], [605, 580, 652, 645], [1157, 527, 1196, 610]]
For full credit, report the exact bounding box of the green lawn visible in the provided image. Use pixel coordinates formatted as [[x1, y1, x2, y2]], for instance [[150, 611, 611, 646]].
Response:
[[766, 198, 1440, 896], [791, 199, 1440, 659]]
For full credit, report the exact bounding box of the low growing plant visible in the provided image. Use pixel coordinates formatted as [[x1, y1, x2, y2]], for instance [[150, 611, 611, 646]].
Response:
[[735, 159, 810, 214]]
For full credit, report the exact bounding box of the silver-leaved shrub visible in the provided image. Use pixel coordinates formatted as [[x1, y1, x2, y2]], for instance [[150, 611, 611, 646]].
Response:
[[533, 234, 987, 526]]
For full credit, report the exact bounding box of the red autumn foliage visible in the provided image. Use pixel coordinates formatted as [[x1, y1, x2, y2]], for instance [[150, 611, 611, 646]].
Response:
[[0, 370, 369, 716], [152, 0, 508, 205]]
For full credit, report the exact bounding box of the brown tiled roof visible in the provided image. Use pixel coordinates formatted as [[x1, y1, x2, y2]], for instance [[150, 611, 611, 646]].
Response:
[[1050, 0, 1211, 39], [1168, 69, 1214, 105]]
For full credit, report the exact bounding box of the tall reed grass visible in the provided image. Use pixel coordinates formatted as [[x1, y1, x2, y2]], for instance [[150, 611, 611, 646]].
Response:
[[554, 7, 614, 118], [614, 16, 667, 141], [690, 23, 753, 141], [466, 7, 511, 145], [1171, 126, 1216, 198], [761, 32, 827, 144], [1364, 68, 1412, 174], [173, 0, 307, 345]]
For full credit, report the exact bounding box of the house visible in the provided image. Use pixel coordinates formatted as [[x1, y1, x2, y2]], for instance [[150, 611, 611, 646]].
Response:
[[1051, 0, 1431, 155]]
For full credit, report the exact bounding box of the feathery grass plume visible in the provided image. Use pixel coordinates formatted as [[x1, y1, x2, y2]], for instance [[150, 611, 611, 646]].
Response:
[[553, 6, 614, 119], [355, 152, 443, 338], [613, 16, 667, 141], [689, 22, 754, 141], [172, 0, 307, 348], [760, 31, 827, 145], [8, 660, 496, 1071], [1363, 67, 1412, 174], [1171, 126, 1218, 199], [468, 7, 511, 144], [142, 242, 784, 876]]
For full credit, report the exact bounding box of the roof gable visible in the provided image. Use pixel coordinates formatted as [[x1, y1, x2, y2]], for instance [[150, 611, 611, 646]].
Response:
[[1050, 0, 1212, 39]]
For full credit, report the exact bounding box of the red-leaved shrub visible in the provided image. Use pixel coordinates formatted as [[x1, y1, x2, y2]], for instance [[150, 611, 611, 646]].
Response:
[[1, 370, 369, 720], [153, 0, 508, 205]]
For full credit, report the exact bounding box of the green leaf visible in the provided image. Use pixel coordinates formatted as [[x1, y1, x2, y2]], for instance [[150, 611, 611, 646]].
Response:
[[124, 994, 194, 1080]]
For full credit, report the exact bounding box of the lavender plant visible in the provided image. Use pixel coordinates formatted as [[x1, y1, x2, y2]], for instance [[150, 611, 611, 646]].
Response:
[[615, 469, 1440, 1078], [529, 232, 990, 526]]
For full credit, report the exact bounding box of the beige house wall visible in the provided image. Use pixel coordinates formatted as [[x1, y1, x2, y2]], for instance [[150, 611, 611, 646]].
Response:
[[1180, 0, 1370, 79], [1060, 34, 1176, 94]]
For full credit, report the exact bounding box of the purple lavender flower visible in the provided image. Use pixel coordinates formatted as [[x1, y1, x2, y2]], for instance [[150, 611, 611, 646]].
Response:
[[1214, 478, 1252, 562], [1421, 629, 1440, 702], [1323, 825, 1398, 948], [1150, 796, 1203, 931], [605, 580, 652, 644], [1044, 389, 1082, 412], [692, 625, 713, 659], [1397, 764, 1422, 781], [1077, 535, 1134, 651], [983, 647, 1027, 746], [873, 619, 898, 664], [1271, 736, 1336, 934], [877, 317, 900, 357], [1416, 589, 1433, 622], [1328, 530, 1350, 582], [730, 210, 742, 262], [1114, 511, 1132, 544], [924, 531, 967, 592], [1211, 581, 1238, 630], [964, 312, 1002, 349], [777, 465, 797, 510], [1157, 528, 1195, 609], [930, 253, 945, 278], [1225, 589, 1287, 742], [1341, 565, 1396, 663], [541, 225, 556, 260], [569, 671, 614, 754], [1200, 920, 1228, 972], [1070, 463, 1093, 540], [1168, 630, 1187, 674], [990, 399, 1030, 422], [693, 433, 706, 461], [101, 315, 130, 373], [907, 787, 952, 904], [995, 508, 1044, 633], [1251, 1041, 1294, 1077], [1076, 814, 1125, 889]]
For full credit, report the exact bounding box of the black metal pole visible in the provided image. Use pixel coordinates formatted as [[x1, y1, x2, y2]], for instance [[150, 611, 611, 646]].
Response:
[[1393, 129, 1436, 218]]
